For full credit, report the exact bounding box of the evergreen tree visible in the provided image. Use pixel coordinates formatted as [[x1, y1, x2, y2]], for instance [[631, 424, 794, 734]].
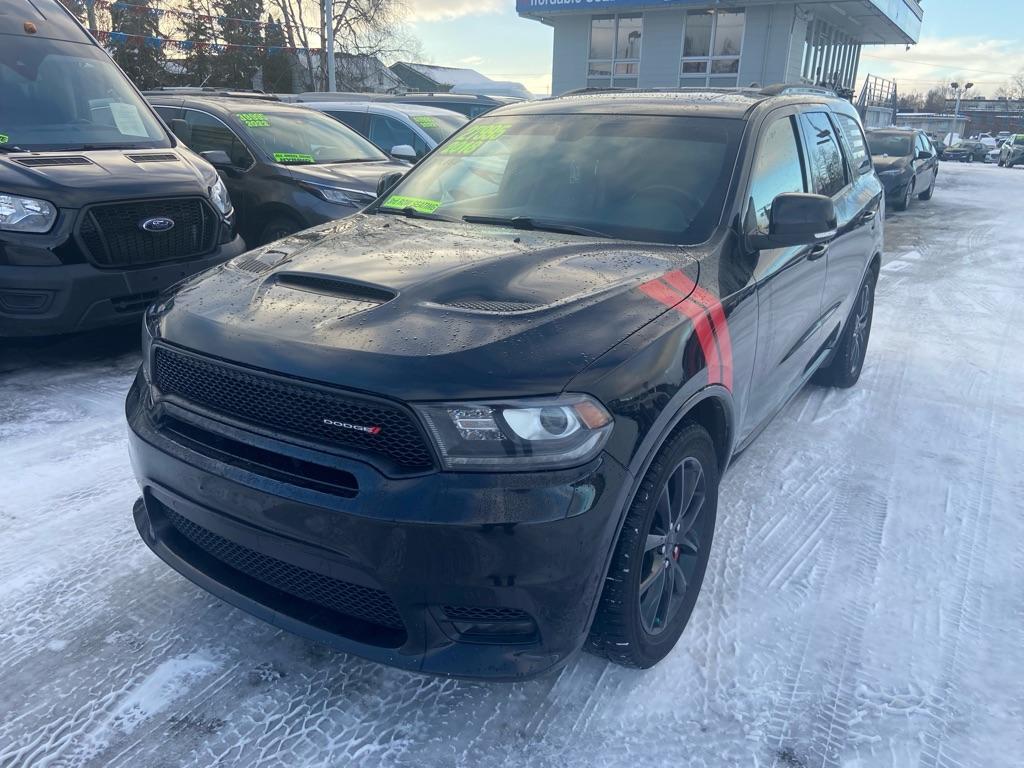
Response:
[[57, 0, 88, 25], [109, 0, 166, 89], [211, 0, 264, 89], [176, 0, 218, 86], [262, 16, 292, 93]]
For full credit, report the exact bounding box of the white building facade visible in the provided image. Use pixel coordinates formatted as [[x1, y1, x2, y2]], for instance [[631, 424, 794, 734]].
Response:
[[517, 0, 922, 96]]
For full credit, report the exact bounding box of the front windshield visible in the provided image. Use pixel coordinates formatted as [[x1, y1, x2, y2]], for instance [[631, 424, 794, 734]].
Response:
[[0, 37, 169, 151], [408, 111, 469, 143], [375, 114, 742, 245], [867, 134, 912, 157], [1015, 136, 1024, 146], [232, 108, 388, 165]]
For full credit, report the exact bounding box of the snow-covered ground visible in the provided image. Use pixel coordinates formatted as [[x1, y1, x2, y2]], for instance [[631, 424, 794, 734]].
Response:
[[1, 162, 1022, 768]]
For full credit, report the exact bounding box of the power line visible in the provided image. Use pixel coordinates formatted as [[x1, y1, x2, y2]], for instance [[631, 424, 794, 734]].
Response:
[[860, 52, 1020, 78]]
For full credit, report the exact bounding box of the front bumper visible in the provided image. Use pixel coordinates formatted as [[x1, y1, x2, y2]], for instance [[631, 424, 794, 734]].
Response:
[[126, 376, 631, 680], [0, 235, 245, 337], [878, 173, 912, 200]]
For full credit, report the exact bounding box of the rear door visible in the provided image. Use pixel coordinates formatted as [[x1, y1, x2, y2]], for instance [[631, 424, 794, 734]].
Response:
[[742, 108, 830, 430]]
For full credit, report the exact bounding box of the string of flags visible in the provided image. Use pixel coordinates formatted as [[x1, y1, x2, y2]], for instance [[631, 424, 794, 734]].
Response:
[[91, 28, 322, 53], [91, 0, 323, 34]]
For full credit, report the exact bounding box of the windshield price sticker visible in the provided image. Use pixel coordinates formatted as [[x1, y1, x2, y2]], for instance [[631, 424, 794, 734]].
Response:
[[273, 152, 315, 164], [381, 195, 441, 214], [110, 103, 149, 137], [413, 116, 440, 129], [441, 124, 509, 156], [239, 112, 271, 128], [0, 134, 8, 144]]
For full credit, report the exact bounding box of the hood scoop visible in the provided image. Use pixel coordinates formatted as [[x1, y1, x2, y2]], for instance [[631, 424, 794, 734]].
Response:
[[126, 153, 179, 163], [13, 156, 92, 167], [442, 298, 542, 313], [271, 272, 396, 304]]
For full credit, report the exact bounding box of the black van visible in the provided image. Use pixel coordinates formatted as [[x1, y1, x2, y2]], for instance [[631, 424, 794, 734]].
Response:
[[0, 0, 245, 337]]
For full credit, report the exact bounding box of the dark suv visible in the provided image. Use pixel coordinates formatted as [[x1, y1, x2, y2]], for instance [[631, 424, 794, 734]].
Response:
[[866, 128, 938, 211], [146, 94, 409, 246], [128, 87, 883, 680], [0, 0, 244, 337]]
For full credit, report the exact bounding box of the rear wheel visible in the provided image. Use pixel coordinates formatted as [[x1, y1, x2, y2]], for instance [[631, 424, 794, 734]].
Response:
[[259, 216, 301, 245], [813, 266, 877, 388], [918, 173, 936, 200], [587, 423, 718, 668]]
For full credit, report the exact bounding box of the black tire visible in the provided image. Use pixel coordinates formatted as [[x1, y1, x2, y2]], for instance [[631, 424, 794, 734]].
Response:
[[918, 173, 936, 200], [998, 159, 1005, 167], [812, 266, 877, 388], [587, 423, 718, 668], [892, 179, 914, 211], [966, 154, 973, 164], [259, 216, 301, 245]]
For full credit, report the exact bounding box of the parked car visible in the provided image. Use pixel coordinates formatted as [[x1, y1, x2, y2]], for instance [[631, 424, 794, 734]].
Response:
[[302, 102, 468, 161], [0, 0, 245, 337], [998, 134, 1024, 167], [927, 133, 947, 156], [986, 147, 1002, 164], [128, 85, 882, 680], [289, 92, 518, 118], [145, 94, 409, 245], [866, 128, 938, 210], [996, 131, 1012, 147], [942, 140, 989, 163]]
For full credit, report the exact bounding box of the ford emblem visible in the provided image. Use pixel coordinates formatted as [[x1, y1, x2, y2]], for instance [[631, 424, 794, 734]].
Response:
[[140, 217, 175, 233]]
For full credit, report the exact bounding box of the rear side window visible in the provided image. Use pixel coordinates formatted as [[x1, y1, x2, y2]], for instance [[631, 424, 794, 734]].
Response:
[[327, 110, 368, 135], [799, 112, 848, 197], [833, 113, 871, 175], [747, 115, 806, 234], [183, 110, 252, 168], [369, 115, 428, 156]]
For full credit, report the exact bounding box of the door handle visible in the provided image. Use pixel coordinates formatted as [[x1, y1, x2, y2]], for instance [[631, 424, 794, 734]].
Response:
[[808, 243, 829, 261], [859, 209, 877, 224]]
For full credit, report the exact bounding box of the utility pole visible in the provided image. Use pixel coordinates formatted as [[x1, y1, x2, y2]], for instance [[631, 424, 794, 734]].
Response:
[[323, 0, 336, 92]]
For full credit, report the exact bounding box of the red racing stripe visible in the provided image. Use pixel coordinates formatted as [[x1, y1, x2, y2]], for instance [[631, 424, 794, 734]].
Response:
[[661, 271, 734, 392], [639, 272, 722, 386]]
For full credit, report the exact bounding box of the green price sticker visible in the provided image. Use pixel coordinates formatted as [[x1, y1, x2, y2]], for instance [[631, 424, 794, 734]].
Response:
[[273, 152, 315, 164], [238, 112, 270, 128], [412, 116, 440, 129], [381, 195, 441, 214], [0, 134, 8, 144], [441, 124, 508, 156]]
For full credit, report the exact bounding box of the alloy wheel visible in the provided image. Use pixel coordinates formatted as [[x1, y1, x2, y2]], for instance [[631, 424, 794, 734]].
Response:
[[638, 456, 707, 635], [850, 281, 872, 375]]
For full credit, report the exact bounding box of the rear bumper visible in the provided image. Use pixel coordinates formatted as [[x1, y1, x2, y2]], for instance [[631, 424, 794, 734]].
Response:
[[0, 235, 245, 337], [126, 376, 631, 680]]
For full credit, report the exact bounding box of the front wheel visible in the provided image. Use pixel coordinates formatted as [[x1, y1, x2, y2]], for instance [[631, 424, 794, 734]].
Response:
[[587, 423, 718, 668], [813, 267, 877, 388], [893, 179, 914, 211], [259, 216, 301, 246]]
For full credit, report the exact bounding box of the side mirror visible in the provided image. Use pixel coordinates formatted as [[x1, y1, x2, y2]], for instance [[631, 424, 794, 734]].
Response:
[[916, 150, 931, 160], [377, 171, 405, 198], [169, 118, 191, 144], [200, 150, 233, 168], [748, 193, 837, 251], [390, 144, 418, 162]]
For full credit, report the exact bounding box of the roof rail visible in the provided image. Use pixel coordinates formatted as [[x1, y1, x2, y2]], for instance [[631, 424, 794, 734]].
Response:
[[759, 83, 837, 98], [141, 87, 280, 101]]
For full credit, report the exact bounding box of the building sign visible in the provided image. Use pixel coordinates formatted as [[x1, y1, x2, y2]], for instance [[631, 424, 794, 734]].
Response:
[[517, 0, 704, 13]]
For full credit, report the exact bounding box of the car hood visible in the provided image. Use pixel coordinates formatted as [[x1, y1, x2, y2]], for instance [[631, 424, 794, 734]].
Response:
[[872, 155, 911, 172], [150, 214, 700, 400], [0, 147, 217, 207], [287, 160, 409, 194]]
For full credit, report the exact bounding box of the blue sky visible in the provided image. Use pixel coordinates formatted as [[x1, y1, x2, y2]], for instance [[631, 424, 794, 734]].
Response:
[[408, 1, 1022, 97]]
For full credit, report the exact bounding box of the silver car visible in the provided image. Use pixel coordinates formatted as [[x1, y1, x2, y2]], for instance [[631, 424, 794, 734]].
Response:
[[998, 134, 1024, 168]]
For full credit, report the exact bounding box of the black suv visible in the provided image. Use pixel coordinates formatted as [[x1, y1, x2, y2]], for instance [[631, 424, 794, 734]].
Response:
[[146, 94, 409, 246], [866, 128, 938, 211], [0, 0, 244, 337], [128, 87, 883, 680]]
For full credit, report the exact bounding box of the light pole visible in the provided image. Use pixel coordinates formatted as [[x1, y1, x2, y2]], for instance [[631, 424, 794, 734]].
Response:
[[323, 0, 336, 92], [951, 81, 973, 117]]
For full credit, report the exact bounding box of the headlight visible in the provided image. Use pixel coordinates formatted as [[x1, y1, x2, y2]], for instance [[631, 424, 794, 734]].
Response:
[[209, 176, 233, 216], [414, 394, 613, 471], [300, 182, 373, 208], [0, 194, 57, 233]]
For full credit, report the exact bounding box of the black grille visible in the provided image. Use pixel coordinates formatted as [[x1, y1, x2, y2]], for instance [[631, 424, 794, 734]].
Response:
[[165, 507, 404, 630], [445, 299, 539, 313], [443, 606, 532, 622], [153, 346, 435, 472], [78, 197, 217, 268]]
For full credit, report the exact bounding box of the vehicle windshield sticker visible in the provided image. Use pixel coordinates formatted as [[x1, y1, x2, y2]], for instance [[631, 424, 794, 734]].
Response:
[[238, 112, 271, 128], [109, 103, 149, 137], [440, 124, 509, 156], [273, 152, 315, 164], [412, 116, 440, 129], [381, 195, 441, 214], [0, 134, 8, 144]]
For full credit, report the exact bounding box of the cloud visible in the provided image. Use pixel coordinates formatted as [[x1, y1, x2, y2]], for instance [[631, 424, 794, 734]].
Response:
[[860, 36, 1024, 95], [457, 55, 485, 67], [403, 0, 505, 22]]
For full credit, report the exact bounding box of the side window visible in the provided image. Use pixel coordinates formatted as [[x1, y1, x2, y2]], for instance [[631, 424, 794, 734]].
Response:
[[183, 110, 252, 168], [369, 115, 421, 154], [833, 113, 871, 175], [747, 116, 806, 234], [153, 106, 179, 124], [327, 111, 368, 135], [798, 111, 848, 197]]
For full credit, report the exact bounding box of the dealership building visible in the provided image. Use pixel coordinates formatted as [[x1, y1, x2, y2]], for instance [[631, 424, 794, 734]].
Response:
[[517, 0, 923, 97]]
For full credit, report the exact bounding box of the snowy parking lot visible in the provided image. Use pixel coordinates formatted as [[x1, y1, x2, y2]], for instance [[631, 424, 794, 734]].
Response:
[[1, 162, 1022, 768]]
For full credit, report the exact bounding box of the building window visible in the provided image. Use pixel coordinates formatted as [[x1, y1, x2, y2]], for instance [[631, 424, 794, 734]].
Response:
[[680, 9, 745, 87], [588, 14, 642, 89]]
